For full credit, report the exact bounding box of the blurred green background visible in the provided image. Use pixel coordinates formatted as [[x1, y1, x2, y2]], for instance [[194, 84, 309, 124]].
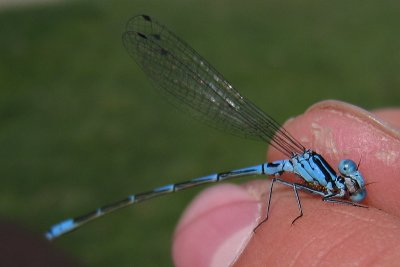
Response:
[[0, 0, 399, 266]]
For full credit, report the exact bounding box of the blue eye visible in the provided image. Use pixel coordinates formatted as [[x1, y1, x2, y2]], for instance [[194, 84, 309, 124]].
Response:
[[350, 189, 367, 202], [338, 159, 357, 176]]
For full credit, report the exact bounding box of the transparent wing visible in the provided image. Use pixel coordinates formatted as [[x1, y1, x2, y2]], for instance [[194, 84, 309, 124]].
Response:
[[122, 15, 304, 156]]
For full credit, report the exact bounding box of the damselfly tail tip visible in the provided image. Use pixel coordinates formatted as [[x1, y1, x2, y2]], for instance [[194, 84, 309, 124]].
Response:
[[45, 218, 75, 241], [45, 231, 55, 241]]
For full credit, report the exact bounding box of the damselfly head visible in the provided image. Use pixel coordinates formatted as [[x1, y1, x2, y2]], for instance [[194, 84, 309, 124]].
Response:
[[338, 159, 366, 202]]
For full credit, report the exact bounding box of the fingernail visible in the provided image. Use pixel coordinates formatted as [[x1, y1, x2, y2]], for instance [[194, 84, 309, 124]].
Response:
[[172, 182, 264, 267]]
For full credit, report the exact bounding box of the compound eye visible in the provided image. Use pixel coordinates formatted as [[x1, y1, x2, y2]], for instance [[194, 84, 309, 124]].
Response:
[[338, 159, 357, 176], [350, 189, 367, 202]]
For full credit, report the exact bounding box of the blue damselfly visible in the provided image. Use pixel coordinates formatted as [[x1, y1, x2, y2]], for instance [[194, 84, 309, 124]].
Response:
[[46, 15, 367, 240]]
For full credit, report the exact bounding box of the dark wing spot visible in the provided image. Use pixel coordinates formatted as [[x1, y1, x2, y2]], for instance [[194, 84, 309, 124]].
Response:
[[137, 32, 147, 39], [142, 15, 151, 21]]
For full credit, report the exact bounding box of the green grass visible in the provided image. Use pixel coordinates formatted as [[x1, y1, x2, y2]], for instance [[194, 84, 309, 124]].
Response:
[[0, 0, 399, 266]]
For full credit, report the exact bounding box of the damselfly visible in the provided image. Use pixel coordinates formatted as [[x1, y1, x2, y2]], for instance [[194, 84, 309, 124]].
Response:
[[46, 15, 367, 240]]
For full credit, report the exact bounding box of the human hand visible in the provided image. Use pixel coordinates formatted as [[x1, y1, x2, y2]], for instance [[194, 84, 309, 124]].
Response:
[[172, 100, 400, 267]]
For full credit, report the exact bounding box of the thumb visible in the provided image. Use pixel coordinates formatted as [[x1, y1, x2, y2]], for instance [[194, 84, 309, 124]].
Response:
[[172, 182, 264, 267]]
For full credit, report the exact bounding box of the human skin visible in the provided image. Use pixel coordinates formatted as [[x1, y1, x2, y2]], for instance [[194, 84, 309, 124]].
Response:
[[172, 100, 400, 267]]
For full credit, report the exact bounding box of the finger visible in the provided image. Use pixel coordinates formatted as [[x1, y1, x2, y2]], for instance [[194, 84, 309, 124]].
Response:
[[172, 182, 263, 267], [234, 189, 400, 266]]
